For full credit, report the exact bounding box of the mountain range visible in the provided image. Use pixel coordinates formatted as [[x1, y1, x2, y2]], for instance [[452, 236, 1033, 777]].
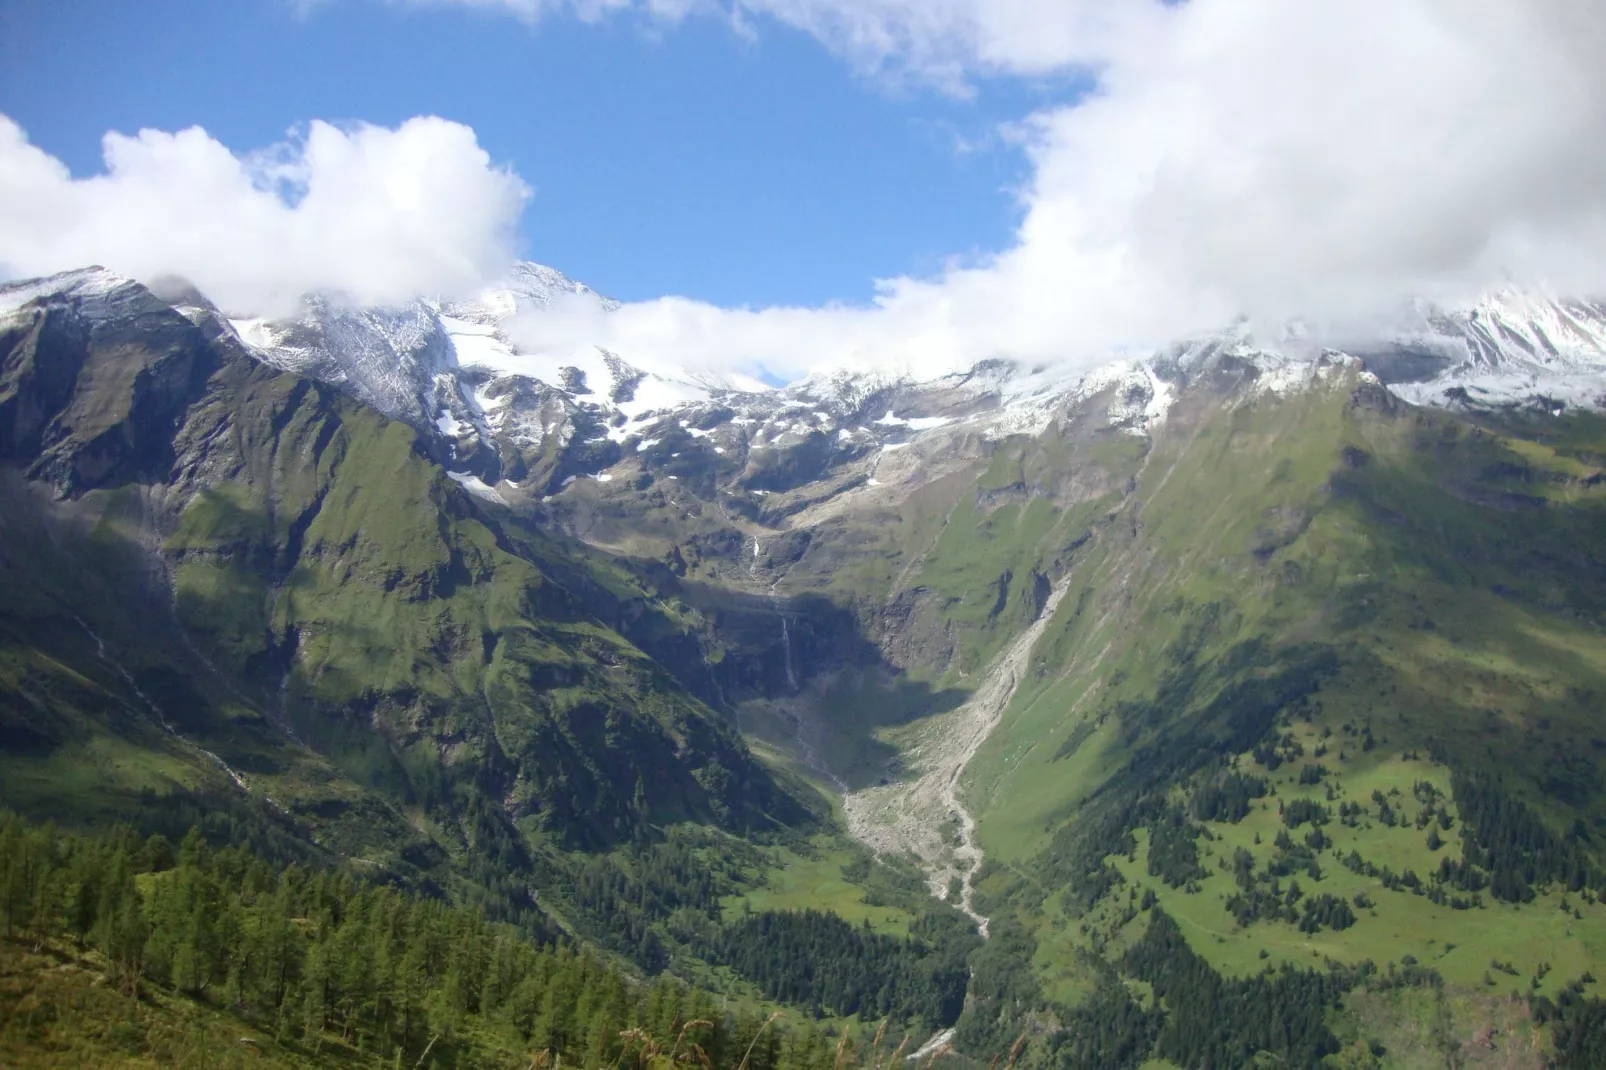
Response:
[[5, 261, 1606, 1069]]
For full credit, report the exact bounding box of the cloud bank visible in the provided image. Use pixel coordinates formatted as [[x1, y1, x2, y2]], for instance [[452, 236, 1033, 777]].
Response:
[[468, 0, 1606, 378], [0, 116, 528, 317], [7, 0, 1606, 380]]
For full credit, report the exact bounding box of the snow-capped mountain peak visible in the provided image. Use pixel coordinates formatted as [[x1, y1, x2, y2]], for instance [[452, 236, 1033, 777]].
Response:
[[1339, 291, 1606, 408]]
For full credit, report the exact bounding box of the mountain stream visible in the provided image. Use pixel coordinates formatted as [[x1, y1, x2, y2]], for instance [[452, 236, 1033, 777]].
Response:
[[840, 580, 1070, 937]]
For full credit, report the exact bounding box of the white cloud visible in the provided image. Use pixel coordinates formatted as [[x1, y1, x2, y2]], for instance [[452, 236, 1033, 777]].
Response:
[[0, 115, 529, 317], [502, 0, 1606, 380], [725, 0, 1151, 89], [376, 0, 1137, 90], [344, 0, 704, 27], [10, 0, 1606, 383]]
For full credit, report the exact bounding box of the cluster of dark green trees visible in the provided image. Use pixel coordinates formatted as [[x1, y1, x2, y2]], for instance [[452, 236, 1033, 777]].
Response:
[[706, 909, 975, 1027], [1145, 809, 1209, 888], [1125, 911, 1351, 1068], [1280, 798, 1331, 829], [557, 830, 752, 972], [1250, 732, 1307, 772], [1296, 894, 1357, 934], [1189, 768, 1268, 823], [0, 813, 907, 1069], [1226, 873, 1308, 929], [1534, 979, 1606, 1070], [1449, 772, 1604, 903]]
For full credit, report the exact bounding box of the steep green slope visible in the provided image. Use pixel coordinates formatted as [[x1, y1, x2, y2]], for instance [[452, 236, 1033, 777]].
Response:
[[164, 362, 800, 849], [944, 366, 1606, 1063], [978, 370, 1606, 876], [0, 275, 808, 913]]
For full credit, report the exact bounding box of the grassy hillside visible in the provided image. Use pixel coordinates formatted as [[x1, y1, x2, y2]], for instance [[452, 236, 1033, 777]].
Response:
[[941, 369, 1606, 1065], [160, 362, 803, 849]]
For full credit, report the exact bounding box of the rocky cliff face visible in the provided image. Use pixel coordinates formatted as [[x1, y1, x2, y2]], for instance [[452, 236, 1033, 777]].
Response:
[[0, 270, 226, 495]]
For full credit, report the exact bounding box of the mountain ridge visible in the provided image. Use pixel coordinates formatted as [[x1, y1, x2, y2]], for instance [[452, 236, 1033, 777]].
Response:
[[19, 264, 1606, 520]]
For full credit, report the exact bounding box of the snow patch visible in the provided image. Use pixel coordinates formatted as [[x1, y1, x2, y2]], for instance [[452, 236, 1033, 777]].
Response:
[[1143, 367, 1175, 427], [874, 411, 952, 431], [435, 409, 470, 437], [447, 470, 507, 505]]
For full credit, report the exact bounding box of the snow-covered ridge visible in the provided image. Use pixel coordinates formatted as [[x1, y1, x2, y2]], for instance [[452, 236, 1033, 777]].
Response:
[[1443, 290, 1606, 363], [8, 263, 1606, 507], [220, 262, 1043, 497], [1383, 292, 1606, 408], [0, 267, 131, 315]]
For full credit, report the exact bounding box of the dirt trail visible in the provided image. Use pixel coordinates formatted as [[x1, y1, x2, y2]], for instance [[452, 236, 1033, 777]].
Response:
[[841, 580, 1070, 936]]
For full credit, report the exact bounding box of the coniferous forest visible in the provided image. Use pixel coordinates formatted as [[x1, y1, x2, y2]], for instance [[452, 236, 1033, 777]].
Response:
[[0, 813, 911, 1069], [11, 806, 1606, 1069], [705, 909, 975, 1025]]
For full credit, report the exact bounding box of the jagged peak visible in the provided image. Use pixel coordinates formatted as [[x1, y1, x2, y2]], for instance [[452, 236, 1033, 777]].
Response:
[[503, 261, 618, 308]]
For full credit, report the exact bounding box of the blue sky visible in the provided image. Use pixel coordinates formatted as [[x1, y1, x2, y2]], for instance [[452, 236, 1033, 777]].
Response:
[[0, 0, 1051, 307]]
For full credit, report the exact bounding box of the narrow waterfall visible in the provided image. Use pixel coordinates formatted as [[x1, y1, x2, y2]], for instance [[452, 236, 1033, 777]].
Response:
[[780, 614, 798, 692]]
